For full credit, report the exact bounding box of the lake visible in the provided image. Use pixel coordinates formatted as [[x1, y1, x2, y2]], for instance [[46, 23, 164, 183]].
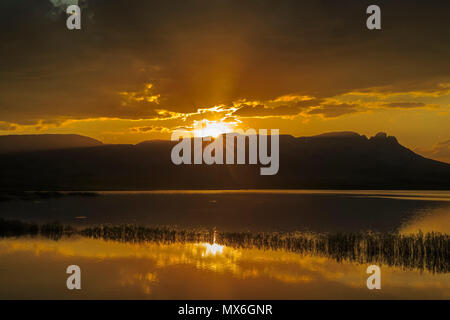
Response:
[[0, 190, 449, 299]]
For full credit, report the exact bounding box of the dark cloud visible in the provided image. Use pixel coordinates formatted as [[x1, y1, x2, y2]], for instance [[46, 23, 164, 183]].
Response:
[[234, 104, 298, 118], [307, 104, 359, 118], [295, 99, 324, 108], [382, 102, 426, 108], [130, 125, 170, 133], [0, 0, 449, 123], [232, 99, 323, 117]]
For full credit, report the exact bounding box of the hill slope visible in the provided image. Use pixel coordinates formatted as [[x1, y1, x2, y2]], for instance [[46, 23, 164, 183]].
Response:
[[0, 134, 102, 154], [0, 132, 448, 190]]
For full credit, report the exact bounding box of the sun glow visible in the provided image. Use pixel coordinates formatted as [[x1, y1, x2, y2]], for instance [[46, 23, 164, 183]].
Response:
[[204, 243, 225, 256], [192, 119, 235, 138]]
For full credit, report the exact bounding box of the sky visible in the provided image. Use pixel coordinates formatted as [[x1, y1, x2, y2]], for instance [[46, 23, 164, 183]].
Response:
[[0, 0, 449, 162]]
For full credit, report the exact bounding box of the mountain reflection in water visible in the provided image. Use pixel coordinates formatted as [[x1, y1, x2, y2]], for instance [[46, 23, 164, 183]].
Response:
[[0, 236, 448, 299]]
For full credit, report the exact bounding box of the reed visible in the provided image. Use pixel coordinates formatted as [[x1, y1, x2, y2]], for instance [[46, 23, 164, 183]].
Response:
[[0, 219, 448, 273], [78, 224, 450, 273], [0, 218, 75, 240]]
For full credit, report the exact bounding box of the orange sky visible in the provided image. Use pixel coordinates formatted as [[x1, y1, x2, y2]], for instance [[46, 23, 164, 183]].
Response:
[[0, 1, 449, 162]]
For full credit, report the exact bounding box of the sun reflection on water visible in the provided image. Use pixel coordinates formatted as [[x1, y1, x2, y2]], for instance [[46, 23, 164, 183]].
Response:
[[0, 237, 448, 299], [203, 242, 224, 256]]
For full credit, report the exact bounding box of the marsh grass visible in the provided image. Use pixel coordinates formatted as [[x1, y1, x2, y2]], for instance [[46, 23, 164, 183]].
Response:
[[0, 219, 448, 273], [80, 224, 213, 244], [219, 231, 449, 273], [73, 224, 450, 273], [0, 218, 75, 240]]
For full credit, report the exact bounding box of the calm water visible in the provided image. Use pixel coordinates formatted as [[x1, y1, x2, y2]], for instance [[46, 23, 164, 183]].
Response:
[[1, 190, 449, 232], [0, 190, 449, 299]]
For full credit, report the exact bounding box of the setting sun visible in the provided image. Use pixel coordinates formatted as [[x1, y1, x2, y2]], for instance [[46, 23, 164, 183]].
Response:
[[192, 119, 235, 138]]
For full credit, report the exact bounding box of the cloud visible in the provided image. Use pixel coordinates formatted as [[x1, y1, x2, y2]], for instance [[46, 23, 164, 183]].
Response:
[[231, 98, 323, 118], [130, 126, 171, 133], [233, 104, 301, 118], [49, 0, 78, 8], [307, 104, 359, 118], [382, 102, 426, 108], [344, 82, 450, 99], [120, 83, 161, 106], [0, 121, 18, 131], [0, 119, 66, 132], [0, 0, 449, 125]]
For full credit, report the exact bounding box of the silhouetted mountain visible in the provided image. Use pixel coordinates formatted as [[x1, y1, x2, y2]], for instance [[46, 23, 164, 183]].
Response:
[[0, 132, 448, 190], [0, 134, 102, 154]]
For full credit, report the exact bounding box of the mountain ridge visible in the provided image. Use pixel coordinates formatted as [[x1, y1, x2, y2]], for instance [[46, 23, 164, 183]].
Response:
[[0, 134, 102, 154], [0, 131, 448, 190]]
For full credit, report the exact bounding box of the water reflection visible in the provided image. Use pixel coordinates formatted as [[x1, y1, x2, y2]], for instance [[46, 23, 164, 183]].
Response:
[[1, 219, 448, 274], [0, 237, 448, 299], [204, 243, 224, 256], [400, 207, 450, 235], [1, 190, 450, 233], [0, 190, 449, 299]]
